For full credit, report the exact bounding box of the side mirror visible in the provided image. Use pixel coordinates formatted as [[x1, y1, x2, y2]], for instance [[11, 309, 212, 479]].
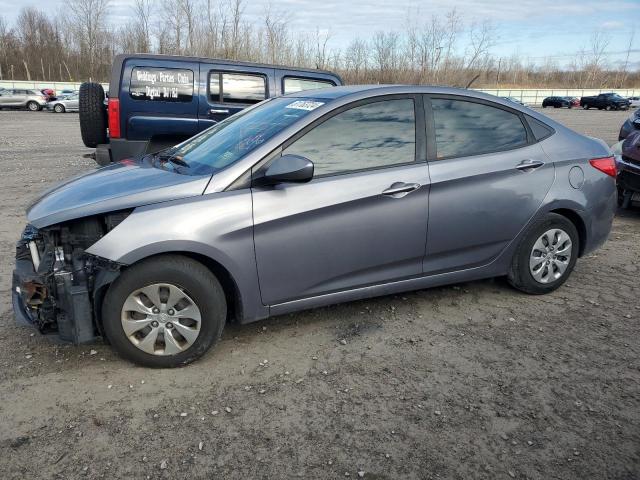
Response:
[[256, 154, 314, 186]]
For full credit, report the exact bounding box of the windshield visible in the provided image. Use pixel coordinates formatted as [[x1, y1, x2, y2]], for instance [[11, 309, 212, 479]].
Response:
[[157, 97, 327, 175]]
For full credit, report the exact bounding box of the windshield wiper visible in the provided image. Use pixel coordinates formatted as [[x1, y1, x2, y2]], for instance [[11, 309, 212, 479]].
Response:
[[153, 152, 190, 169]]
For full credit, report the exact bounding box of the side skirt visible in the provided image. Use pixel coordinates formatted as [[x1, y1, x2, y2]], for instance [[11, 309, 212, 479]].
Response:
[[269, 261, 507, 317]]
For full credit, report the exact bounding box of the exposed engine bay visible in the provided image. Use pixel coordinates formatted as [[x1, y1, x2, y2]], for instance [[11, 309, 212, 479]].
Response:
[[12, 211, 130, 343]]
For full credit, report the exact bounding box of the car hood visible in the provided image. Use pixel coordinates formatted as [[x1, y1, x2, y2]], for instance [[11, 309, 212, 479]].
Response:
[[27, 160, 211, 228]]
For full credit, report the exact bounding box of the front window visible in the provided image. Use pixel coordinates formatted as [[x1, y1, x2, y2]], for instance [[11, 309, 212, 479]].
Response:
[[283, 98, 416, 176], [156, 97, 327, 175]]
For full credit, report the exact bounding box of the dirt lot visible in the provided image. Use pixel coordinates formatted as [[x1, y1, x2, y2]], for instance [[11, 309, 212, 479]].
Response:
[[0, 108, 638, 480]]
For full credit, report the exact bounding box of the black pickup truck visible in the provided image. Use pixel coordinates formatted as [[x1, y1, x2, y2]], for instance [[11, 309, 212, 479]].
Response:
[[580, 93, 630, 111]]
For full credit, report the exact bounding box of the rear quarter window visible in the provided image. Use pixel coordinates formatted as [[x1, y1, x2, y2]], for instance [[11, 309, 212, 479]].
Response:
[[129, 67, 194, 102], [283, 77, 335, 94]]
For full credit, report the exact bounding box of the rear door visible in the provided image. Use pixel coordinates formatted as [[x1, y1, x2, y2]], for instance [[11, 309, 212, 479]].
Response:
[[423, 95, 554, 274], [198, 64, 274, 131], [252, 95, 429, 305], [119, 58, 200, 142]]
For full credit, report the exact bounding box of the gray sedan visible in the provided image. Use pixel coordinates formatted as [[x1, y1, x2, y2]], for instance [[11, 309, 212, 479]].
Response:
[[46, 93, 79, 113], [13, 85, 616, 367]]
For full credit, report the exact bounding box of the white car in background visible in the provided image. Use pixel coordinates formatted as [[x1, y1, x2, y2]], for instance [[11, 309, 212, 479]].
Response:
[[628, 96, 640, 108]]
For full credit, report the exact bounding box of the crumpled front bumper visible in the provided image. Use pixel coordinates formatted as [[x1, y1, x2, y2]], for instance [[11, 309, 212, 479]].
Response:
[[12, 265, 38, 327], [12, 226, 98, 343]]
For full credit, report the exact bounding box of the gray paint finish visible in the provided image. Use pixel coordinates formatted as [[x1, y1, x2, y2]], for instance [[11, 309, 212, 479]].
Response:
[[26, 85, 616, 324]]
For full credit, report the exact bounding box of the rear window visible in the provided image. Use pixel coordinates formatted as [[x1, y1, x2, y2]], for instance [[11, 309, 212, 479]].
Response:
[[283, 77, 335, 94], [209, 72, 266, 104], [129, 67, 194, 102]]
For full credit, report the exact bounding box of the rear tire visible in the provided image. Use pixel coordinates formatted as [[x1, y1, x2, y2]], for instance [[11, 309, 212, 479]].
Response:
[[102, 255, 227, 368], [54, 104, 65, 113], [507, 213, 579, 295], [79, 82, 107, 148], [583, 104, 589, 110], [27, 101, 40, 111]]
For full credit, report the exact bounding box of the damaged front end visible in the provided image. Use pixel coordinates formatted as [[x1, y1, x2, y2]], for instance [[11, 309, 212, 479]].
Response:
[[12, 212, 129, 343]]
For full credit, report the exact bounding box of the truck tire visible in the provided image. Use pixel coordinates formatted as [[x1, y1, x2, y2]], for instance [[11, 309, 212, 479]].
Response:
[[79, 82, 107, 148], [582, 104, 589, 110]]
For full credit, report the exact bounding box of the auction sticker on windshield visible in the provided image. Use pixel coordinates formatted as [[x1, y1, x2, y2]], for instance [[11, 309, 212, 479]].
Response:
[[285, 100, 325, 111]]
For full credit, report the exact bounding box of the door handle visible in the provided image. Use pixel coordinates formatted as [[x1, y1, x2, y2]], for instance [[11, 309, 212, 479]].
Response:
[[516, 159, 545, 171], [209, 108, 229, 114], [382, 182, 421, 198]]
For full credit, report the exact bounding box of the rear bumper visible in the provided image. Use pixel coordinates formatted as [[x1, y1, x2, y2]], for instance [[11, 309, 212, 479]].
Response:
[[96, 139, 148, 165], [616, 155, 640, 192]]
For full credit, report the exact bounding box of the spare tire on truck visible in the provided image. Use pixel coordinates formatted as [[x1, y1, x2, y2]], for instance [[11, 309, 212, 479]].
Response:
[[79, 82, 107, 148]]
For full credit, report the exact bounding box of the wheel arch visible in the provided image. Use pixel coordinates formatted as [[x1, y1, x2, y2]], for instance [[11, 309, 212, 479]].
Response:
[[93, 250, 245, 337], [548, 207, 587, 257]]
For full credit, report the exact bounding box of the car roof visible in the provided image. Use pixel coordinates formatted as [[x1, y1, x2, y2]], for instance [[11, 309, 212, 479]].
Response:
[[287, 84, 527, 106]]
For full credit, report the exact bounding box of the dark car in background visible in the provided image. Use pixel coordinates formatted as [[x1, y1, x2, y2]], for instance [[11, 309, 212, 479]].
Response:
[[615, 130, 640, 208], [79, 54, 342, 165], [580, 93, 630, 111], [542, 96, 573, 109], [619, 108, 640, 141]]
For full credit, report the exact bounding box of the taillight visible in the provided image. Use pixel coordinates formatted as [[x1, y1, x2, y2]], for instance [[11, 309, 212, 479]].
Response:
[[589, 156, 616, 177], [108, 98, 120, 139]]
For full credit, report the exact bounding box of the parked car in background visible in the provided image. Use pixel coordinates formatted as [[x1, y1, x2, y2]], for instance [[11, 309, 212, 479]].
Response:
[[79, 54, 342, 165], [0, 89, 48, 111], [618, 108, 640, 140], [565, 96, 580, 107], [40, 88, 56, 101], [501, 96, 526, 106], [58, 89, 77, 98], [628, 96, 640, 108], [15, 85, 616, 367], [45, 93, 79, 113], [614, 130, 640, 208], [580, 93, 630, 110], [542, 96, 573, 108]]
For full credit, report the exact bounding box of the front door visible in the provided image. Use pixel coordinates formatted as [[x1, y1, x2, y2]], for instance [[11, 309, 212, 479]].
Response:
[[252, 96, 430, 305], [423, 96, 555, 274]]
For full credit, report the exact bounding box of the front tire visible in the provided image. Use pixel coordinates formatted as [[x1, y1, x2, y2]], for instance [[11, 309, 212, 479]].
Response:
[[507, 213, 579, 295], [102, 255, 226, 367]]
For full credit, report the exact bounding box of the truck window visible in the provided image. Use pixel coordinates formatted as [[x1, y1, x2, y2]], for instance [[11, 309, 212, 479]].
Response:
[[209, 72, 266, 104], [129, 67, 194, 102], [283, 77, 335, 94]]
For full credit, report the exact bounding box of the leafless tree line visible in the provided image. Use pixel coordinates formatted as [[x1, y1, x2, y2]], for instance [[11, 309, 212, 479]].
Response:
[[0, 1, 637, 88]]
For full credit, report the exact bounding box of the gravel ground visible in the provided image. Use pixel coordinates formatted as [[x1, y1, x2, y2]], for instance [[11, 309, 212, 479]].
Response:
[[0, 108, 638, 480]]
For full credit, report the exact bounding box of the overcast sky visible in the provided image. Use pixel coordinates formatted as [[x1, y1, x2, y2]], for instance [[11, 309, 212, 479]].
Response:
[[2, 0, 639, 68]]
